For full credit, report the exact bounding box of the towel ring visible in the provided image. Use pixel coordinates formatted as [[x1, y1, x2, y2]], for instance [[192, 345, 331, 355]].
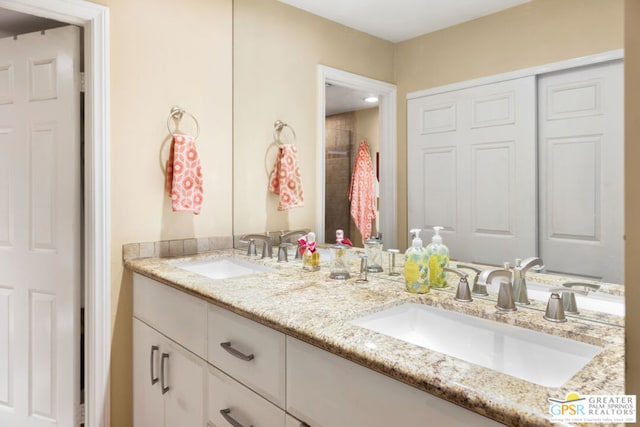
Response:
[[273, 120, 296, 145], [167, 106, 200, 140]]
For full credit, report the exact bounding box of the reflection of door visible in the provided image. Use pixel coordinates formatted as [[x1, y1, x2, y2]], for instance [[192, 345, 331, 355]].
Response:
[[538, 61, 623, 282], [0, 26, 81, 426], [408, 77, 536, 264]]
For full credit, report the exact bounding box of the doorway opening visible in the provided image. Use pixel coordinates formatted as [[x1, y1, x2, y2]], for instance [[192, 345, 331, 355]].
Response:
[[317, 65, 397, 248]]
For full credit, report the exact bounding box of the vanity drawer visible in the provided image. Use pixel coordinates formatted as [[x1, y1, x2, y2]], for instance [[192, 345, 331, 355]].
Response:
[[207, 364, 285, 427], [208, 304, 286, 407], [133, 273, 208, 358]]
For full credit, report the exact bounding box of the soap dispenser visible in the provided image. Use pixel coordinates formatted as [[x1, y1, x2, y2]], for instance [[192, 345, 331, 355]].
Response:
[[426, 226, 449, 288], [329, 229, 351, 280], [404, 228, 429, 293]]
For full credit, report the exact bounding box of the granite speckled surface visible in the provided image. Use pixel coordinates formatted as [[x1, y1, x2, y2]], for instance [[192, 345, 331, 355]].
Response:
[[126, 249, 625, 427]]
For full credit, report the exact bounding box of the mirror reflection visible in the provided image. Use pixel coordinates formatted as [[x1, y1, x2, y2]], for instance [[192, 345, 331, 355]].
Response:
[[232, 0, 624, 288], [324, 83, 380, 247]]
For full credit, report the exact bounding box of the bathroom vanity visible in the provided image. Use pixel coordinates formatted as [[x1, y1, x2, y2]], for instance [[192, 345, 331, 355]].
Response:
[[127, 249, 624, 427]]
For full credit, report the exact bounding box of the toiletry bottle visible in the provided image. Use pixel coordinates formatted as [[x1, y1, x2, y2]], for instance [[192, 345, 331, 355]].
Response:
[[426, 226, 449, 288], [302, 232, 320, 271], [364, 235, 383, 273], [329, 229, 351, 279], [404, 228, 429, 293]]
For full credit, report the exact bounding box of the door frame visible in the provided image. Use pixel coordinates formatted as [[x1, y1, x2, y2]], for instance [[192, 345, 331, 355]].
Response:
[[0, 1, 110, 426], [317, 65, 397, 247]]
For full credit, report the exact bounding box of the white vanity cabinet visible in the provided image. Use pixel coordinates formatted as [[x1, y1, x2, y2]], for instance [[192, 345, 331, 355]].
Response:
[[286, 337, 504, 427], [132, 273, 505, 427], [207, 304, 286, 407], [133, 319, 207, 427], [133, 274, 208, 427], [207, 364, 286, 427]]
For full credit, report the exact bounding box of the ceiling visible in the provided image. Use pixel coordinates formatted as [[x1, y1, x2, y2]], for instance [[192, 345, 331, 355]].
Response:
[[326, 83, 379, 116], [0, 7, 66, 38], [277, 0, 530, 43]]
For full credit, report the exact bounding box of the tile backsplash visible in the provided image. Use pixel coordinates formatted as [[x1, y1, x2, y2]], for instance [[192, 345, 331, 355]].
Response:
[[122, 236, 233, 262]]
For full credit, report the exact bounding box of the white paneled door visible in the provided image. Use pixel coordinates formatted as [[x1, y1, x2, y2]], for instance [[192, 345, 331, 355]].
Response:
[[408, 77, 536, 264], [538, 61, 623, 282], [0, 26, 81, 426]]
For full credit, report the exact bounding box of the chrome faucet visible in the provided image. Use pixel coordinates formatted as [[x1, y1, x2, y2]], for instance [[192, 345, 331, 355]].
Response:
[[512, 257, 545, 305], [240, 234, 273, 259], [478, 266, 515, 311]]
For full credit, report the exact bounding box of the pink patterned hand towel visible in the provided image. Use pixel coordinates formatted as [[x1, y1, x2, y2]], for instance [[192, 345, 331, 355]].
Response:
[[268, 144, 304, 210], [349, 140, 377, 240], [166, 134, 204, 214]]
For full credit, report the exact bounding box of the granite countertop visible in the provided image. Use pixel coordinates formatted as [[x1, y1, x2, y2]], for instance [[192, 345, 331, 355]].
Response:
[[126, 249, 625, 427]]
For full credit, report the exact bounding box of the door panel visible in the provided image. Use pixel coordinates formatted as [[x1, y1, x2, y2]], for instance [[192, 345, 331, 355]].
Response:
[[0, 26, 81, 426], [408, 77, 536, 264], [538, 61, 623, 282]]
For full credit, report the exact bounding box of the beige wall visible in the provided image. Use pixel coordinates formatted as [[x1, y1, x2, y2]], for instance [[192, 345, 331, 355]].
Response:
[[625, 0, 640, 406], [233, 0, 394, 237], [394, 0, 624, 248], [101, 0, 233, 425]]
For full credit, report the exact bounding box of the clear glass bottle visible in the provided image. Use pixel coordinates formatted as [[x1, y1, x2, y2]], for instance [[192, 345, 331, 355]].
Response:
[[302, 232, 320, 271], [364, 236, 383, 273], [329, 229, 351, 279]]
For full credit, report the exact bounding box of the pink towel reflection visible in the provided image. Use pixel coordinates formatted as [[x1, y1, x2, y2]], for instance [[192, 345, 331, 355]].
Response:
[[349, 140, 376, 240]]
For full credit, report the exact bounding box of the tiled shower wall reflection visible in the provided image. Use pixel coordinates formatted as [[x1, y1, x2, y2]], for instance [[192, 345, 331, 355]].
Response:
[[325, 113, 355, 244]]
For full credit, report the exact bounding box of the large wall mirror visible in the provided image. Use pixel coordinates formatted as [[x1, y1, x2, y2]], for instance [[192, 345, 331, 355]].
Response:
[[232, 0, 624, 285]]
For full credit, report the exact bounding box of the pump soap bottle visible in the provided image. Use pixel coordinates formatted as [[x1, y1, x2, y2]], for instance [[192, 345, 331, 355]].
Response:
[[426, 226, 449, 288], [404, 229, 429, 293]]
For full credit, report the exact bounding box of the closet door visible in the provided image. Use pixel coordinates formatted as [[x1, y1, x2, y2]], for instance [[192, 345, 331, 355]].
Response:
[[538, 61, 623, 282], [408, 77, 536, 264]]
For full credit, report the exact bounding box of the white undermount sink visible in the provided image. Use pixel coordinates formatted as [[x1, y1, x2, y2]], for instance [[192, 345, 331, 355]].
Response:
[[350, 303, 602, 387], [177, 258, 270, 280]]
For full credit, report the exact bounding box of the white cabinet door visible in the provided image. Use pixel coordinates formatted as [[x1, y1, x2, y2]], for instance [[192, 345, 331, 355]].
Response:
[[287, 337, 503, 427], [408, 77, 536, 264], [538, 61, 623, 282], [207, 365, 285, 427], [163, 338, 207, 427], [133, 318, 206, 427], [133, 319, 165, 427]]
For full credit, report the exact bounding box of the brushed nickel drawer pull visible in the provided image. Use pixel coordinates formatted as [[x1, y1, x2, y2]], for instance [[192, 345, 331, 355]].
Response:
[[161, 352, 170, 394], [150, 345, 159, 385], [220, 341, 255, 361], [220, 408, 252, 427]]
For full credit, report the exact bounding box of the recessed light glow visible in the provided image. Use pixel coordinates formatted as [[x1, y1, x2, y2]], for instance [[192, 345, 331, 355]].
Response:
[[363, 96, 379, 103]]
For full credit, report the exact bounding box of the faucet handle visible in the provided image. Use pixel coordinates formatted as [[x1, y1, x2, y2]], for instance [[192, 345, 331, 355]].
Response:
[[561, 281, 600, 292], [457, 264, 487, 296], [543, 288, 586, 322], [444, 268, 472, 302]]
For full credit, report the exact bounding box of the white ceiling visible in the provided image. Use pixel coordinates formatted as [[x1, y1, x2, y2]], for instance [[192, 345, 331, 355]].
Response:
[[326, 83, 379, 116], [277, 0, 530, 43]]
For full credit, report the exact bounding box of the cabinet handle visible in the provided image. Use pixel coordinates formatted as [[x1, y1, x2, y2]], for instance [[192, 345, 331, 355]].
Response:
[[150, 345, 159, 385], [300, 423, 310, 427], [220, 342, 254, 361], [161, 352, 170, 394], [220, 408, 252, 427]]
